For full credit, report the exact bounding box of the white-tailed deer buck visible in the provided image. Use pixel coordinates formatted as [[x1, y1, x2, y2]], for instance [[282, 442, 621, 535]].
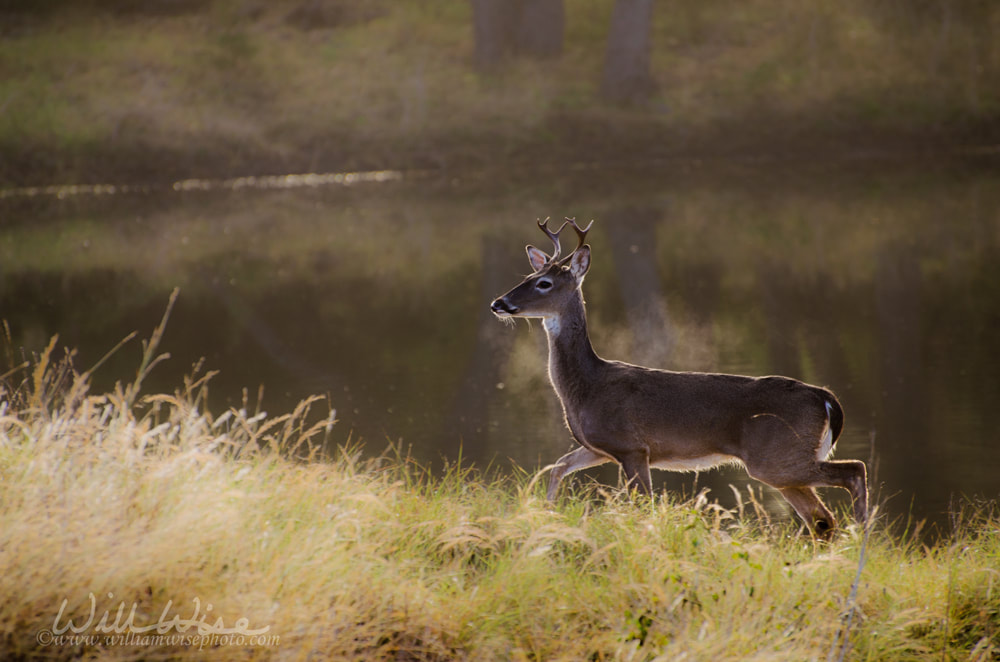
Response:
[[490, 218, 868, 537]]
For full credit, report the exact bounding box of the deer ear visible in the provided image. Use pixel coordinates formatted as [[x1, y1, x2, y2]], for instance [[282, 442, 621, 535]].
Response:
[[569, 245, 591, 279], [526, 245, 550, 272]]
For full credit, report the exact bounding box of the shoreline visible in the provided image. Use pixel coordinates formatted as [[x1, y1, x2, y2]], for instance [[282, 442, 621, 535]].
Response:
[[4, 114, 999, 190]]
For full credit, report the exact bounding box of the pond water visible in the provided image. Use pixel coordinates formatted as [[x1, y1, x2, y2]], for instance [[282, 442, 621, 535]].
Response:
[[2, 157, 998, 534]]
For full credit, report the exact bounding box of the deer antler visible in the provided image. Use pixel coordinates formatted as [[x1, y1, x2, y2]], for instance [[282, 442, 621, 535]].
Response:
[[538, 217, 594, 263], [537, 218, 570, 262], [564, 217, 593, 256]]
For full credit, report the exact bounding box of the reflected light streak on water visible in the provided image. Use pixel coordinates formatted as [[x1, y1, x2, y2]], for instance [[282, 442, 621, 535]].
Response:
[[0, 169, 405, 199]]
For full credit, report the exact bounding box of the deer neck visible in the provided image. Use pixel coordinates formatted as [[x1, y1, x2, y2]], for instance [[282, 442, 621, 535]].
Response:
[[543, 292, 602, 400]]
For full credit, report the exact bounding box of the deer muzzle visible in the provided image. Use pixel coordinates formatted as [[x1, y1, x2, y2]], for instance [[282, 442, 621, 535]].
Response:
[[490, 297, 519, 316]]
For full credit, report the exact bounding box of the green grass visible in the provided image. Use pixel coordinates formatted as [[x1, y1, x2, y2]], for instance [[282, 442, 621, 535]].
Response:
[[1, 300, 999, 660]]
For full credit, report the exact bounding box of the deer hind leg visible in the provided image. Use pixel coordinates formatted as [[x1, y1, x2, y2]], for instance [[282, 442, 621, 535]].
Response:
[[816, 459, 869, 524], [749, 459, 868, 537], [738, 414, 860, 536], [778, 487, 837, 538], [546, 446, 612, 501]]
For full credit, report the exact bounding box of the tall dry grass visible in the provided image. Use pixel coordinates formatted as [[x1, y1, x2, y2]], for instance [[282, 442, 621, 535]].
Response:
[[1, 295, 998, 660]]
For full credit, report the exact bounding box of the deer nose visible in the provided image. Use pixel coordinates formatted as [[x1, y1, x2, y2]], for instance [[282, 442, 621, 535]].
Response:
[[491, 297, 518, 315]]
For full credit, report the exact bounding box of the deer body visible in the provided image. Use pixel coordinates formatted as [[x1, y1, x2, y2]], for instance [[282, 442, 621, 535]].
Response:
[[491, 219, 868, 537]]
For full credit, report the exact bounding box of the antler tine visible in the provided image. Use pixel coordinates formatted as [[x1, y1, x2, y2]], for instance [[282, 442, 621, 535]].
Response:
[[537, 217, 570, 262], [564, 217, 594, 255]]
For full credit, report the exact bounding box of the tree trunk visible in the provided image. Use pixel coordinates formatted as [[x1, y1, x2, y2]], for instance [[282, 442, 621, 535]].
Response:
[[601, 0, 655, 103], [471, 0, 564, 69], [515, 0, 564, 59], [470, 0, 516, 68]]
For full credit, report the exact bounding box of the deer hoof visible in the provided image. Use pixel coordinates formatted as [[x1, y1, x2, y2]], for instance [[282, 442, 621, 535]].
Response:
[[813, 518, 835, 540]]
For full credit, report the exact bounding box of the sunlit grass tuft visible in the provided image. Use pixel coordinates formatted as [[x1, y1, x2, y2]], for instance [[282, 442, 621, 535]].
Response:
[[1, 299, 998, 660]]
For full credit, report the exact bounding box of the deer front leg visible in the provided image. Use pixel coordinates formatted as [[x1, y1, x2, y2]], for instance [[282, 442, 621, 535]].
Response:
[[547, 446, 612, 501]]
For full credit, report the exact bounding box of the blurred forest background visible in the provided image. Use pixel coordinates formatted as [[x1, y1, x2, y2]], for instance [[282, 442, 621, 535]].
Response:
[[1, 0, 998, 186]]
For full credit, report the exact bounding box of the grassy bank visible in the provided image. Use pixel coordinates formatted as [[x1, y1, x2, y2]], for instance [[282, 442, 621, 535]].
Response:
[[1, 0, 999, 186], [1, 309, 999, 660]]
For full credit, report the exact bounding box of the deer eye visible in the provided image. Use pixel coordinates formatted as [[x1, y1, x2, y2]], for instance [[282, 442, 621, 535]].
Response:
[[535, 278, 553, 292]]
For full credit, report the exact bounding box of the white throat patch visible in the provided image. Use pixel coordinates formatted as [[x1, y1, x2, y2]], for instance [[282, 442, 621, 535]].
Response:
[[542, 316, 562, 336]]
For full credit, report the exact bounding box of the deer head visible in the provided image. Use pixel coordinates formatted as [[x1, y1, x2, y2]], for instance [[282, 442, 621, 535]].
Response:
[[490, 218, 593, 320]]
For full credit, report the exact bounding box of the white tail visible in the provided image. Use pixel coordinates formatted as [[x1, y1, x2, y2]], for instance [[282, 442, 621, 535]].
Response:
[[491, 218, 868, 538]]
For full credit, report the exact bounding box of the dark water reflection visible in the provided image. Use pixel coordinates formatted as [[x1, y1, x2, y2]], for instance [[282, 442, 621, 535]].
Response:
[[2, 160, 999, 533]]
